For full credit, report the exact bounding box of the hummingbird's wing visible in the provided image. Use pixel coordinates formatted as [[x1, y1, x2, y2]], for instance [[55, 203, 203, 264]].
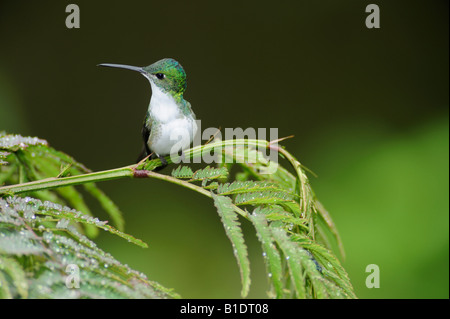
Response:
[[136, 119, 167, 171], [136, 117, 152, 162], [142, 122, 151, 153]]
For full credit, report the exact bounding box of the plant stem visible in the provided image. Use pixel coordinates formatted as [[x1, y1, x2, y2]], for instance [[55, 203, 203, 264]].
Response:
[[0, 165, 135, 195]]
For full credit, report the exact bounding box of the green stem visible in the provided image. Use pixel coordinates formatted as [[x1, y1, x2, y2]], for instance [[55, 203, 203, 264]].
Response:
[[0, 165, 135, 195]]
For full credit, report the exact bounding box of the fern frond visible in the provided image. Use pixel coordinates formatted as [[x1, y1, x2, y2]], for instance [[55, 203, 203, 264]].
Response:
[[271, 226, 354, 299], [291, 233, 356, 298], [271, 225, 334, 298], [203, 181, 219, 190], [171, 165, 194, 179], [191, 166, 228, 181], [270, 226, 306, 298], [3, 196, 147, 248], [314, 200, 345, 258], [260, 207, 309, 232], [0, 256, 28, 298], [234, 191, 296, 206], [212, 193, 250, 298], [0, 134, 124, 232], [0, 133, 48, 150], [248, 211, 284, 298], [217, 180, 294, 196], [0, 195, 177, 299]]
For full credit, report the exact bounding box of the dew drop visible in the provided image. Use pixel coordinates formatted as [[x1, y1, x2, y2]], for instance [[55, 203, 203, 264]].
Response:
[[56, 218, 70, 229]]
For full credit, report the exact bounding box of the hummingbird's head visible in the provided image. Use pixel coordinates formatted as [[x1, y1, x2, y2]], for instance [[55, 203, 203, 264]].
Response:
[[142, 58, 187, 96], [98, 58, 187, 97]]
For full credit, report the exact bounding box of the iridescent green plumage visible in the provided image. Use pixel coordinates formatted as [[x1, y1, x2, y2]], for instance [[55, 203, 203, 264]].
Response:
[[143, 58, 187, 98]]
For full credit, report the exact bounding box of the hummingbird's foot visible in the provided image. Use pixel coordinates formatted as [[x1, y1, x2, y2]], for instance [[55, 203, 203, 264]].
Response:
[[158, 155, 168, 167]]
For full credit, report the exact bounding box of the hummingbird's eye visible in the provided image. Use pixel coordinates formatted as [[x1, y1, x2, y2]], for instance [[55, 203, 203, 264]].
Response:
[[155, 73, 165, 80]]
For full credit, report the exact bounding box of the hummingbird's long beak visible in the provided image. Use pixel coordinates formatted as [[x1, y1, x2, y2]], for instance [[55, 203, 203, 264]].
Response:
[[97, 63, 145, 74]]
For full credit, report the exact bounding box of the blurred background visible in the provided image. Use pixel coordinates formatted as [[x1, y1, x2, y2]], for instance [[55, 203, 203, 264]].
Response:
[[0, 0, 448, 298]]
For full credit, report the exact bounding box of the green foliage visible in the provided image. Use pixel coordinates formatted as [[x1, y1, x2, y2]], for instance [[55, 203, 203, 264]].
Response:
[[171, 165, 194, 179], [1, 133, 356, 298], [248, 212, 284, 298], [164, 139, 356, 298], [172, 165, 228, 182], [0, 133, 176, 299], [0, 196, 177, 299], [212, 194, 250, 298], [0, 132, 124, 236], [217, 181, 290, 195]]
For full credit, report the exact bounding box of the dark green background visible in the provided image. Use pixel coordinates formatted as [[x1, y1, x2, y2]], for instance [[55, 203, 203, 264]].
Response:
[[0, 1, 448, 298]]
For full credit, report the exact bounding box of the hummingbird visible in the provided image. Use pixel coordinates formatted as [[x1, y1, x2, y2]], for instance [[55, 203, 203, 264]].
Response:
[[98, 58, 197, 169]]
